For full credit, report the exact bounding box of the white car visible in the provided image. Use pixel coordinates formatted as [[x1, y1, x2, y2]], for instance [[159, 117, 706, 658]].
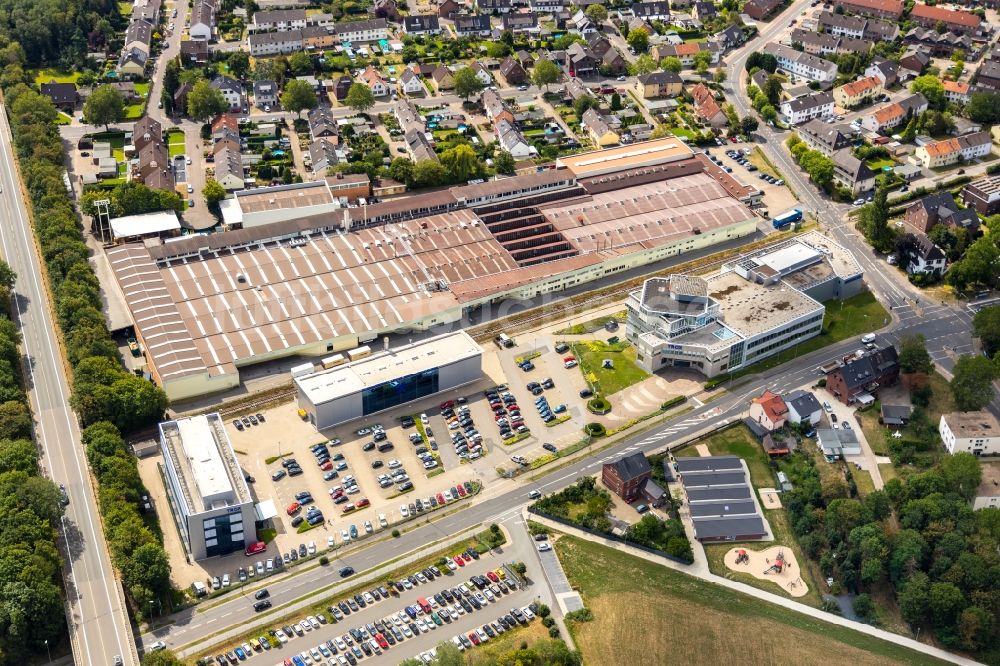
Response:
[[299, 620, 311, 633], [275, 630, 288, 644], [256, 561, 264, 574], [388, 459, 402, 468], [823, 401, 833, 413], [328, 535, 335, 548], [521, 606, 535, 620], [307, 541, 316, 554], [364, 520, 374, 533], [341, 529, 351, 543], [335, 636, 347, 651], [186, 157, 192, 165], [186, 184, 194, 193], [149, 641, 167, 651], [446, 558, 457, 571], [452, 636, 465, 651], [400, 504, 410, 517], [538, 542, 552, 552], [308, 615, 321, 629], [378, 513, 388, 528], [221, 574, 231, 587]]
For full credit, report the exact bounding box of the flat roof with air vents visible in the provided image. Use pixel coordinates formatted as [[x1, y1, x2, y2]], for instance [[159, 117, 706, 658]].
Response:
[[556, 137, 696, 178]]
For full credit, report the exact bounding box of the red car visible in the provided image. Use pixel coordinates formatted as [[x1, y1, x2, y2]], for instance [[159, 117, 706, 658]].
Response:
[[375, 633, 389, 650], [286, 502, 301, 516], [342, 503, 356, 513], [436, 493, 446, 504], [486, 571, 499, 583], [462, 553, 473, 562], [245, 541, 267, 556], [468, 632, 481, 646], [439, 400, 455, 410], [356, 498, 371, 509], [455, 556, 465, 567], [507, 405, 519, 413], [456, 485, 467, 497], [319, 460, 334, 471]]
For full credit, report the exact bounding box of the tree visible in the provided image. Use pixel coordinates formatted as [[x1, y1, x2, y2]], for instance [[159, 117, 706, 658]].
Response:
[[745, 51, 778, 73], [950, 354, 996, 411], [440, 144, 481, 182], [965, 91, 1000, 124], [227, 51, 251, 80], [660, 56, 682, 73], [142, 650, 185, 666], [0, 401, 32, 441], [610, 92, 622, 111], [714, 68, 727, 84], [928, 581, 966, 626], [203, 178, 226, 206], [973, 306, 1000, 357], [857, 181, 893, 252], [764, 74, 784, 105], [584, 4, 608, 22], [898, 334, 932, 374], [494, 150, 515, 175], [452, 66, 484, 101], [83, 84, 125, 129], [532, 59, 561, 90], [0, 438, 38, 474], [345, 83, 375, 114], [388, 157, 414, 184], [288, 51, 313, 76], [740, 116, 758, 136], [280, 79, 318, 117], [910, 74, 946, 109], [940, 451, 983, 500], [946, 235, 1000, 291], [411, 160, 448, 188], [186, 80, 227, 121], [627, 27, 650, 54], [631, 54, 658, 76], [693, 50, 712, 75], [853, 593, 876, 623]]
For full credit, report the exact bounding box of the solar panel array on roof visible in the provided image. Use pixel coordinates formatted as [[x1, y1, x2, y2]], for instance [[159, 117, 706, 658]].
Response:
[[677, 454, 769, 541]]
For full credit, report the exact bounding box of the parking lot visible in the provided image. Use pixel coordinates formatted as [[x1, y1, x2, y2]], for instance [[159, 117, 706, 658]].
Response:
[[704, 142, 799, 216], [202, 555, 541, 666]]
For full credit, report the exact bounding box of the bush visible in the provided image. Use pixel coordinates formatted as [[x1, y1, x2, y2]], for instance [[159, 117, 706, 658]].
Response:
[[536, 603, 551, 618], [319, 556, 329, 565], [391, 529, 401, 538], [584, 422, 606, 437], [565, 608, 593, 623], [587, 396, 611, 414], [542, 616, 555, 627], [548, 625, 561, 638], [817, 378, 827, 387], [661, 395, 686, 410], [512, 561, 527, 575]]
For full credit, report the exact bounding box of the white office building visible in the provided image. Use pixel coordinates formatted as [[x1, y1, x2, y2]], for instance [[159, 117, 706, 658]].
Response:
[[296, 331, 482, 430], [159, 414, 257, 560], [940, 411, 1000, 455]]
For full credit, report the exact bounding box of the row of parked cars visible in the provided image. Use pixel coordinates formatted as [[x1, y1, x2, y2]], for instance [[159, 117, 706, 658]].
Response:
[[441, 399, 484, 461], [486, 386, 529, 442], [232, 412, 266, 432]]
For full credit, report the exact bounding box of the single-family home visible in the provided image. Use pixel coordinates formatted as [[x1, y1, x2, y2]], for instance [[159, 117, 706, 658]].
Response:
[[906, 233, 947, 276], [189, 0, 216, 41], [360, 66, 389, 97], [213, 145, 246, 190], [252, 80, 279, 110], [636, 71, 682, 99], [601, 452, 652, 502], [211, 75, 244, 112], [690, 83, 727, 128], [749, 390, 788, 431], [864, 59, 898, 88], [404, 128, 438, 163], [133, 116, 163, 152], [309, 138, 342, 173], [438, 0, 462, 18], [40, 82, 79, 110], [501, 12, 539, 34], [693, 1, 717, 20], [784, 390, 822, 426], [915, 131, 993, 169], [833, 76, 883, 109], [482, 89, 515, 124], [859, 93, 928, 133], [826, 345, 899, 405], [470, 62, 493, 86], [478, 0, 512, 13], [399, 68, 424, 96], [744, 0, 783, 21], [210, 114, 240, 142], [713, 25, 745, 51], [899, 47, 931, 79], [495, 118, 535, 159], [374, 0, 401, 21], [499, 56, 528, 84], [403, 14, 441, 34], [633, 1, 671, 21], [904, 191, 980, 234], [566, 42, 598, 77], [431, 66, 455, 91], [581, 108, 619, 146], [180, 39, 210, 65], [779, 91, 835, 125], [454, 13, 492, 36], [136, 141, 174, 192], [943, 80, 971, 105], [308, 107, 339, 139]]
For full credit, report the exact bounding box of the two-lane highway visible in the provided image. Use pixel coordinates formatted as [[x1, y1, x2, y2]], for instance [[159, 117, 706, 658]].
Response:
[[0, 104, 135, 664]]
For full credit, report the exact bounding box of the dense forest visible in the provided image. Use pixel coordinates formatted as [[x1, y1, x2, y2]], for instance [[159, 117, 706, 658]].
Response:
[[0, 0, 122, 67]]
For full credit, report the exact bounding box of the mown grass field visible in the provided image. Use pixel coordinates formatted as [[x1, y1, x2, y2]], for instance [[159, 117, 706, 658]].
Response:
[[556, 536, 950, 666], [571, 341, 649, 396]]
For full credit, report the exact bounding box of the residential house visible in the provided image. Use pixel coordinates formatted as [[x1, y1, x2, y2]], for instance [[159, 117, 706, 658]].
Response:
[[399, 68, 424, 96], [834, 0, 903, 20], [939, 411, 1000, 455], [360, 66, 389, 97], [627, 17, 655, 38], [864, 59, 898, 88], [798, 119, 855, 156], [530, 0, 564, 12], [582, 108, 619, 146], [904, 27, 978, 59], [211, 75, 244, 111], [817, 11, 865, 38], [784, 390, 822, 425], [632, 1, 671, 21], [750, 69, 770, 93], [213, 145, 246, 190], [749, 390, 788, 431], [693, 1, 717, 19], [566, 42, 598, 77], [454, 13, 492, 36], [482, 89, 515, 124], [906, 234, 947, 276], [744, 0, 783, 21], [899, 47, 931, 79], [563, 77, 592, 102], [124, 19, 153, 53], [133, 116, 163, 152], [501, 12, 539, 33], [470, 62, 493, 86], [405, 128, 438, 163], [516, 50, 536, 68], [880, 404, 912, 426], [904, 191, 980, 234], [309, 138, 341, 173], [374, 0, 401, 21], [833, 76, 883, 109], [252, 80, 279, 109], [189, 0, 216, 40], [601, 452, 652, 502], [859, 93, 928, 133], [601, 48, 628, 75], [826, 345, 899, 404], [478, 0, 512, 13], [438, 0, 462, 18], [248, 30, 303, 56], [909, 3, 984, 35], [712, 25, 745, 51], [761, 43, 838, 83], [779, 91, 834, 125], [793, 29, 841, 56], [962, 174, 1000, 215], [180, 39, 210, 65], [943, 80, 972, 105], [656, 41, 719, 69], [403, 14, 441, 34], [817, 428, 862, 457], [334, 76, 353, 101], [173, 82, 193, 113], [40, 82, 78, 110], [136, 141, 174, 192], [301, 25, 337, 49], [210, 114, 240, 143], [332, 18, 389, 43], [976, 60, 1000, 92], [832, 149, 876, 196], [499, 56, 528, 84], [308, 107, 339, 139], [251, 9, 307, 31], [915, 132, 993, 169], [495, 118, 535, 159], [636, 71, 682, 99], [691, 83, 727, 127], [431, 66, 455, 91]]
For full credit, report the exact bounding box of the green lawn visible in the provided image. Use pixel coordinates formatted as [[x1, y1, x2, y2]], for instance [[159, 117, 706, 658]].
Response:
[[666, 126, 696, 140], [556, 536, 950, 666], [717, 291, 889, 386], [866, 159, 895, 171], [696, 424, 772, 488], [851, 466, 876, 497], [31, 68, 80, 86], [166, 128, 186, 158], [555, 310, 625, 335], [571, 341, 650, 396], [93, 130, 126, 162], [55, 112, 72, 126]]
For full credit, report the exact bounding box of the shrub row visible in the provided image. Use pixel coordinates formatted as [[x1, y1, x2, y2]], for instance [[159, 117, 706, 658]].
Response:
[[661, 395, 687, 410]]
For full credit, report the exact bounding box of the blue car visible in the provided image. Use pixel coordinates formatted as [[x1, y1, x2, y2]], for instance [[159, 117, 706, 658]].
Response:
[[553, 404, 567, 414], [521, 362, 534, 372], [234, 647, 246, 660]]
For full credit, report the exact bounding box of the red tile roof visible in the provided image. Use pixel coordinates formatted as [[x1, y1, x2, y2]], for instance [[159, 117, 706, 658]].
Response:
[[910, 3, 981, 29], [752, 390, 788, 423]]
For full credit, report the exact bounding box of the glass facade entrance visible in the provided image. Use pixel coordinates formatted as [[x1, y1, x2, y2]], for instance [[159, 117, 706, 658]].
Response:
[[361, 368, 440, 415]]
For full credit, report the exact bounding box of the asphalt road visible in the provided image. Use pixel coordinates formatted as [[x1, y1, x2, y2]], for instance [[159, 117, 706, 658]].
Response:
[[0, 106, 136, 664]]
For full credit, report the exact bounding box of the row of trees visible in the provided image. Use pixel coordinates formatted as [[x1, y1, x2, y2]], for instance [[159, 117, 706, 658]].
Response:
[[0, 259, 68, 661], [786, 134, 836, 194]]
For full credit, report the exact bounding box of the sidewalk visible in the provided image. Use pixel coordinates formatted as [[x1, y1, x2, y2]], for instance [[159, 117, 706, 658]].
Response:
[[527, 515, 980, 666]]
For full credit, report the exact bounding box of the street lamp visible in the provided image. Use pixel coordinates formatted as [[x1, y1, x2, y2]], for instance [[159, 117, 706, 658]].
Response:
[[44, 639, 51, 664]]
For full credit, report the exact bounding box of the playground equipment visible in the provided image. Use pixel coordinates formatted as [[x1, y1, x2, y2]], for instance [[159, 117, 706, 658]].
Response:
[[762, 551, 785, 575], [735, 549, 749, 565]]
